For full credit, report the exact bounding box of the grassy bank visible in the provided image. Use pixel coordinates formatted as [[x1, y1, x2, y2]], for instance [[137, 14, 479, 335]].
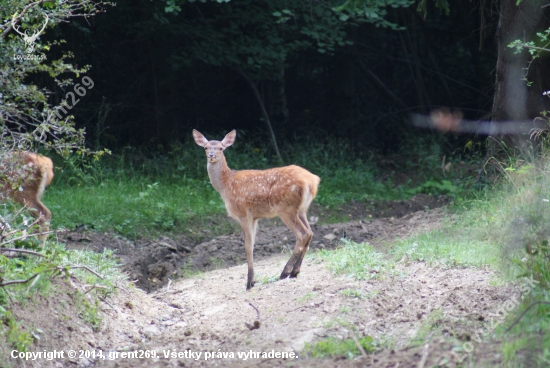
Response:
[[45, 135, 469, 239], [317, 156, 550, 366]]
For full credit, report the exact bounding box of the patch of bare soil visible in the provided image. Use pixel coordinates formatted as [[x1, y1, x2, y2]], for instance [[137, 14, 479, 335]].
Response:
[[102, 258, 513, 368], [6, 254, 516, 368], [5, 194, 526, 368], [2, 281, 101, 367], [60, 194, 449, 292]]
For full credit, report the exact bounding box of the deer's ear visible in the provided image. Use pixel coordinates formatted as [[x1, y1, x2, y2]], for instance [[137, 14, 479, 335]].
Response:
[[222, 130, 236, 148], [193, 129, 208, 147]]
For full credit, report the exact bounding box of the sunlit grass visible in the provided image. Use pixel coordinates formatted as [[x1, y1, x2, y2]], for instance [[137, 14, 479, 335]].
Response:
[[304, 335, 377, 359], [319, 240, 394, 280], [46, 178, 225, 238], [46, 136, 443, 238]]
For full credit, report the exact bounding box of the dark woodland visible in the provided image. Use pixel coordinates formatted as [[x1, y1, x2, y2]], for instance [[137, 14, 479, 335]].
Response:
[[39, 0, 549, 156]]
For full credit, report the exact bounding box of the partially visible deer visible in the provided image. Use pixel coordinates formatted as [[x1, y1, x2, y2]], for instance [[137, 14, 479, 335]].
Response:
[[193, 129, 320, 290], [0, 152, 54, 243]]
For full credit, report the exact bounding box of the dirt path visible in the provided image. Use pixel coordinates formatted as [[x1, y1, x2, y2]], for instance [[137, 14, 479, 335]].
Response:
[[9, 197, 515, 367], [94, 253, 511, 368]]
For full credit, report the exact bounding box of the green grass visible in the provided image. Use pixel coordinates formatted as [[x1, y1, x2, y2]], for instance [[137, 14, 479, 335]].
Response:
[[305, 335, 377, 359], [319, 240, 394, 280], [44, 135, 460, 238], [0, 239, 126, 353], [46, 177, 225, 238], [314, 151, 550, 365]]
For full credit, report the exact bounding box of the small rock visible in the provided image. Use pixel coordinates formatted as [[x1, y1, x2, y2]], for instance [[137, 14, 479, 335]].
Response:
[[323, 234, 336, 241], [141, 325, 160, 336], [158, 241, 177, 251]]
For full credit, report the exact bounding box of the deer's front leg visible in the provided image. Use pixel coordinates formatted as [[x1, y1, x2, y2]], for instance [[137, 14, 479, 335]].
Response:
[[241, 219, 257, 290]]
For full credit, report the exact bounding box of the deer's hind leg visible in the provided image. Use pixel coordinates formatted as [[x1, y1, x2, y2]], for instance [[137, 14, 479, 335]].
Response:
[[13, 185, 51, 243], [289, 211, 313, 277], [279, 211, 313, 280]]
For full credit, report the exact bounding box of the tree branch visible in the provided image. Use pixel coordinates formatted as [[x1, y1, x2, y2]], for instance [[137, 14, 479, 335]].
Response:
[[0, 273, 39, 287], [516, 43, 550, 53], [0, 248, 45, 257], [504, 301, 550, 333], [65, 265, 105, 279], [236, 69, 284, 164], [0, 229, 57, 248], [0, 0, 48, 38], [358, 61, 408, 109]]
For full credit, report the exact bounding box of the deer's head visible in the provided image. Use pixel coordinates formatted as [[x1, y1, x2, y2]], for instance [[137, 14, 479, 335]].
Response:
[[193, 129, 236, 164]]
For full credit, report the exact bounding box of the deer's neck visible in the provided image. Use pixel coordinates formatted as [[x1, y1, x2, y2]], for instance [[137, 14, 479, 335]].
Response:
[[207, 156, 233, 198]]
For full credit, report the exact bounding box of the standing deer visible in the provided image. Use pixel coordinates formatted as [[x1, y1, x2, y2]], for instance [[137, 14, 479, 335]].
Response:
[[0, 152, 54, 243], [193, 129, 320, 290]]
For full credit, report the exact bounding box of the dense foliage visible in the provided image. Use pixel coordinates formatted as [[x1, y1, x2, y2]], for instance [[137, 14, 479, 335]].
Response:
[[37, 0, 507, 155], [0, 0, 111, 154]]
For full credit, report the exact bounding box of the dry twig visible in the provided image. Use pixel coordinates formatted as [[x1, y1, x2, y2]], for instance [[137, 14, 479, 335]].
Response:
[[417, 343, 430, 368], [0, 273, 39, 287], [351, 334, 368, 357], [0, 247, 45, 257], [245, 302, 261, 330]]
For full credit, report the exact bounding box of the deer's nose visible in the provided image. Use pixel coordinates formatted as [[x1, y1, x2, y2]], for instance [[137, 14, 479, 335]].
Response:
[[207, 151, 216, 158]]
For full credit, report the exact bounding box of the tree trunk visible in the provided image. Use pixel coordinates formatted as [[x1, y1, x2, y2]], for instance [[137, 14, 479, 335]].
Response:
[[485, 0, 550, 163]]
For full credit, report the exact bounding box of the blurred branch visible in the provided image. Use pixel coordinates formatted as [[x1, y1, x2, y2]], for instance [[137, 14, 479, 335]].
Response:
[[0, 273, 39, 287], [504, 301, 550, 333], [0, 248, 45, 257]]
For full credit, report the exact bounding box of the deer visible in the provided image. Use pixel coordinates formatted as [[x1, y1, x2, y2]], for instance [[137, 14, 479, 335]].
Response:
[[0, 152, 54, 243], [193, 129, 320, 290]]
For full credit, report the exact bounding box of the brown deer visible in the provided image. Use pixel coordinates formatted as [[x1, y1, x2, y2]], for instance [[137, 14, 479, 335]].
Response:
[[193, 129, 320, 290], [0, 152, 54, 243]]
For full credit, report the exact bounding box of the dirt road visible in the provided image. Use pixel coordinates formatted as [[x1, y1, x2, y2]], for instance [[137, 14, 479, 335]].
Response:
[[9, 197, 514, 367]]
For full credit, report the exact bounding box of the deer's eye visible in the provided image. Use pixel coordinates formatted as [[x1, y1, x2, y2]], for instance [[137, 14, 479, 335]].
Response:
[[219, 148, 223, 151], [204, 147, 207, 150]]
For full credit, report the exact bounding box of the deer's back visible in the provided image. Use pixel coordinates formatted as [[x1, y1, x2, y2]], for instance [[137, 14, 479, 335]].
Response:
[[223, 165, 320, 219], [0, 152, 54, 199]]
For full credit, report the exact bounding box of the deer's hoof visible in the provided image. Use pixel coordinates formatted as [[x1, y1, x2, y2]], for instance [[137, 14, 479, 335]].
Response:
[[280, 272, 290, 280]]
